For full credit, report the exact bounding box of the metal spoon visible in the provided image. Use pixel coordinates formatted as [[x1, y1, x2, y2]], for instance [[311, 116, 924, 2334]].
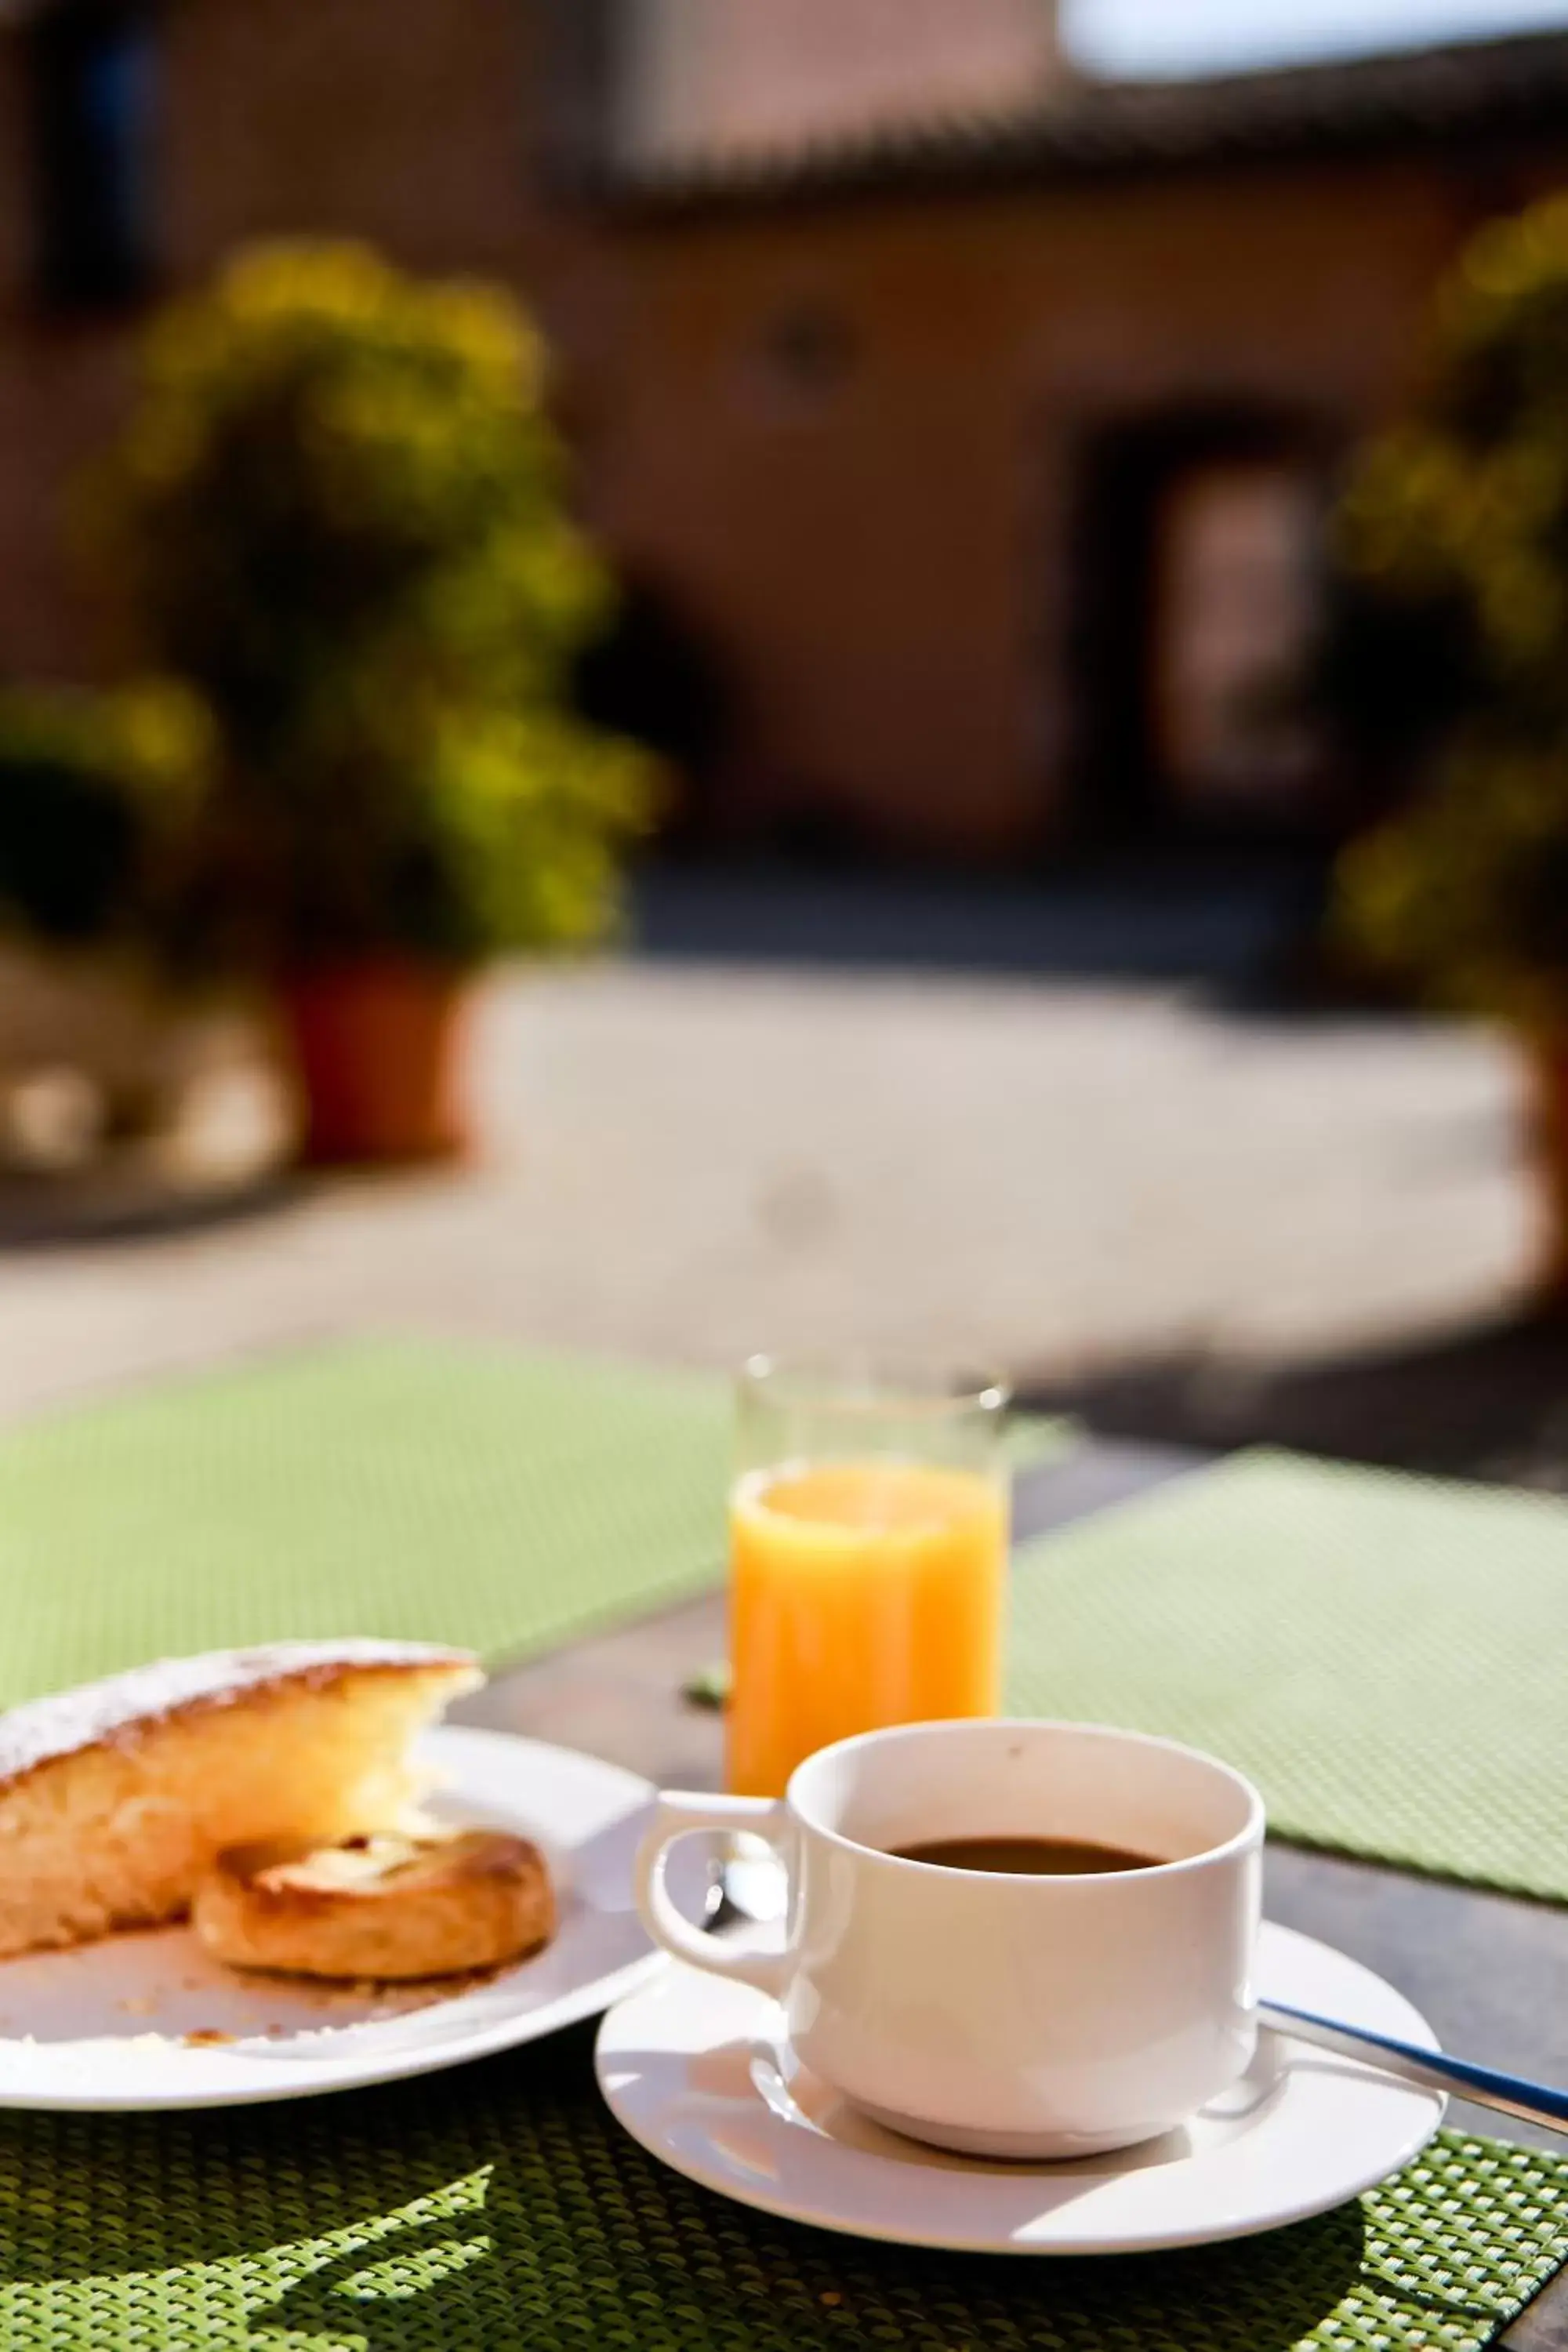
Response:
[[1259, 1999, 1568, 2138]]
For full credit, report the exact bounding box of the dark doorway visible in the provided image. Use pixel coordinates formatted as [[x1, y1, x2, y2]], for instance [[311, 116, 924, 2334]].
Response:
[[1070, 405, 1341, 844], [571, 573, 733, 844]]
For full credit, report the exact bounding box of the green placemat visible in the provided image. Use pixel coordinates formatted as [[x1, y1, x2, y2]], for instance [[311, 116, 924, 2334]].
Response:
[[0, 1340, 1062, 1708], [1, 2031, 1563, 2351], [1009, 1450, 1568, 1901]]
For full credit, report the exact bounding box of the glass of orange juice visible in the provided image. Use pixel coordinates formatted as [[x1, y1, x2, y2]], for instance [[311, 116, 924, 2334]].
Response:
[[727, 1357, 1011, 1797]]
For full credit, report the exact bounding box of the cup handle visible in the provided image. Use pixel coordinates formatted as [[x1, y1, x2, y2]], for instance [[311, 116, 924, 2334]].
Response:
[[635, 1790, 793, 1998]]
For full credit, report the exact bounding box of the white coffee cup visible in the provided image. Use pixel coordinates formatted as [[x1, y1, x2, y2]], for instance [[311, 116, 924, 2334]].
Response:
[[635, 1718, 1264, 2158]]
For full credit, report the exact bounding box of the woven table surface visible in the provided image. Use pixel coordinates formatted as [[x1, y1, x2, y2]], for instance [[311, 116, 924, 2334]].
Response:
[[1008, 1449, 1568, 1901], [0, 1338, 1058, 1708], [0, 2029, 1563, 2351]]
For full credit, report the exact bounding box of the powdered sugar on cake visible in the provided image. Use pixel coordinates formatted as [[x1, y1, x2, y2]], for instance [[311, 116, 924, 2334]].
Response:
[[0, 1642, 477, 1788]]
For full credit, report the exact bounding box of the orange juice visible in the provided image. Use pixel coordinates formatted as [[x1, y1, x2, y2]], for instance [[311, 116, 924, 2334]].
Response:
[[726, 1457, 1007, 1796]]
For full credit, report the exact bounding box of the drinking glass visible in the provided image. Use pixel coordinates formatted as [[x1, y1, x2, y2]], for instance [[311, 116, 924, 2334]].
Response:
[[726, 1356, 1011, 1797]]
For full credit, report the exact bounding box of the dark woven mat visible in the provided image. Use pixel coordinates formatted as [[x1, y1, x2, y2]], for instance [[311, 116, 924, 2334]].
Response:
[[3, 2029, 1565, 2350]]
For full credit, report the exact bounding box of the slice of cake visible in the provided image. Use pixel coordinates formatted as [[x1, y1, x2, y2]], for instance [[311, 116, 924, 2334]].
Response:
[[0, 1640, 480, 1958]]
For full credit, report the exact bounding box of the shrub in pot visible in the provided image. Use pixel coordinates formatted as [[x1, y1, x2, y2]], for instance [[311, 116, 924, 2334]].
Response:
[[1329, 194, 1568, 1296], [92, 241, 652, 1162]]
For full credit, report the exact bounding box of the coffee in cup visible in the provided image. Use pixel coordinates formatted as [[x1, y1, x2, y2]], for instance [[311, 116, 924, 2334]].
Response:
[[635, 1718, 1264, 2159]]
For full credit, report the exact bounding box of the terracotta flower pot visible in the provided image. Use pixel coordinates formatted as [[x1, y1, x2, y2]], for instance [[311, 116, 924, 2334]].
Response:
[[279, 961, 474, 1167]]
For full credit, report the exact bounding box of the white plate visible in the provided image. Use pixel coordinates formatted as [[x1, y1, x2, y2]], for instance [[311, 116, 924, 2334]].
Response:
[[596, 1919, 1446, 2256], [0, 1727, 663, 2111]]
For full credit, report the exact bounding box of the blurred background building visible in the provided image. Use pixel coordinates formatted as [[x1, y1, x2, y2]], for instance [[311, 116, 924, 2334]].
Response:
[[0, 0, 1564, 1481], [2, 2, 1568, 862]]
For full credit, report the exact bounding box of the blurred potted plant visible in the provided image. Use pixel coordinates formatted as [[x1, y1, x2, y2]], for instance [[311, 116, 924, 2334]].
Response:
[[92, 242, 651, 1163], [1330, 193, 1568, 1297]]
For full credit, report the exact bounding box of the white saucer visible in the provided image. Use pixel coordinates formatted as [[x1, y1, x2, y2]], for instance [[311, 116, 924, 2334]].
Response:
[[596, 1920, 1446, 2256], [0, 1728, 664, 2110]]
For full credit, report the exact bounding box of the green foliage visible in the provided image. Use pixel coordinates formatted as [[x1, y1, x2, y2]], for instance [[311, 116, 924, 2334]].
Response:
[[92, 241, 651, 969], [1332, 194, 1568, 1019], [0, 681, 212, 955]]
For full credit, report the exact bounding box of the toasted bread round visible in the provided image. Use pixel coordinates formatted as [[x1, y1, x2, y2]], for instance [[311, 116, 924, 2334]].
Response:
[[192, 1827, 555, 1980]]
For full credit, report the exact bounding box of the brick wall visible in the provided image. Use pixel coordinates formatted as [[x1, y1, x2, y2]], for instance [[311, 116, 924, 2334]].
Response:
[[162, 0, 539, 276], [619, 0, 1065, 169], [554, 153, 1568, 854]]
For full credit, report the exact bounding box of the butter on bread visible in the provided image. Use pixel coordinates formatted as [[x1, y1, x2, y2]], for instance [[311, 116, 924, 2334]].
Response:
[[193, 1827, 555, 1980], [0, 1641, 480, 1958]]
